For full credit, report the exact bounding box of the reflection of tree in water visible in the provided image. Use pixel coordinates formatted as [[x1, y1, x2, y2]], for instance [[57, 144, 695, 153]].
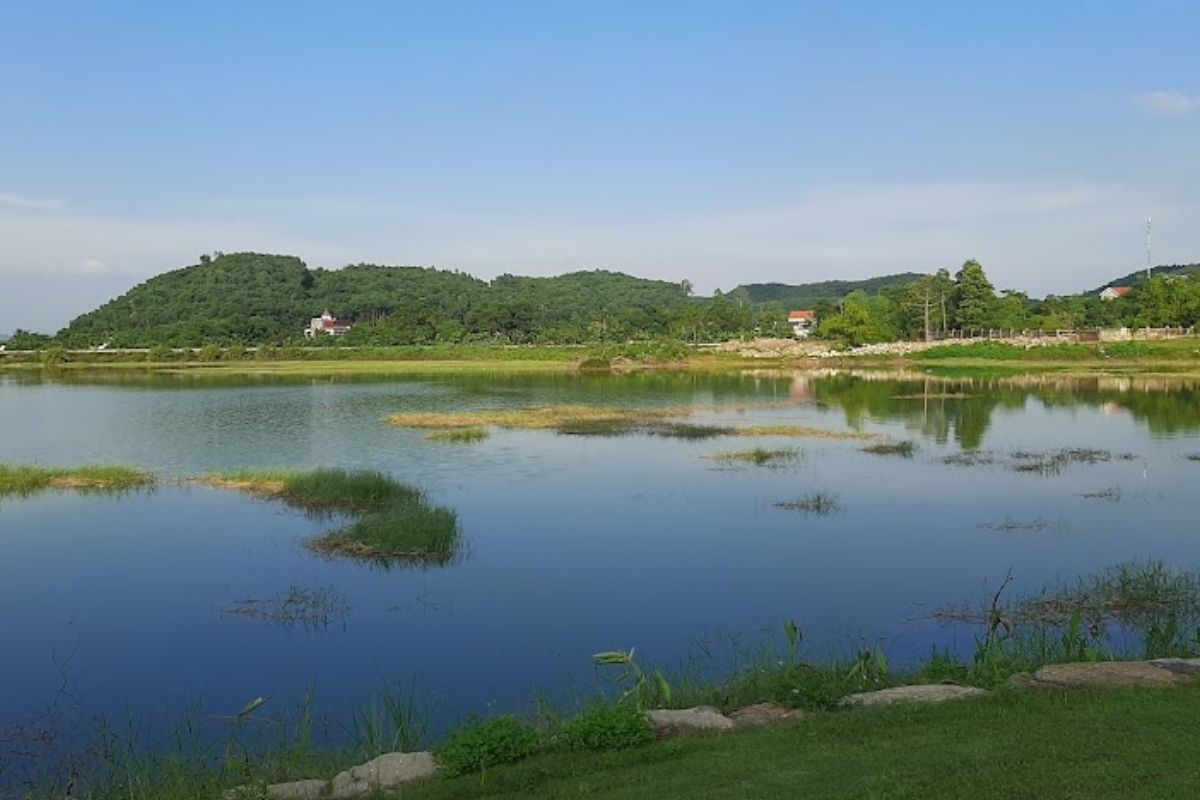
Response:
[[812, 375, 997, 450], [810, 373, 1200, 450]]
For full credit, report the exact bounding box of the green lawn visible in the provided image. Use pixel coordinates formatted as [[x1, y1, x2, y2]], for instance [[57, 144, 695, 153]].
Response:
[[400, 688, 1200, 800]]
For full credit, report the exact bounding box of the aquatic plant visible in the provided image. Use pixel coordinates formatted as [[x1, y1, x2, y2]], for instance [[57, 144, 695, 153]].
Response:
[[941, 451, 996, 467], [860, 440, 917, 457], [1009, 448, 1123, 476], [1081, 486, 1122, 502], [1185, 453, 1200, 462], [312, 502, 461, 563], [222, 585, 351, 631], [204, 468, 460, 563], [706, 448, 800, 467], [0, 462, 154, 496], [425, 427, 489, 443], [773, 492, 841, 515]]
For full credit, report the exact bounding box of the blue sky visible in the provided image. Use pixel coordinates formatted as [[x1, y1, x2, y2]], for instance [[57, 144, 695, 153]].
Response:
[[2, 1, 1198, 331]]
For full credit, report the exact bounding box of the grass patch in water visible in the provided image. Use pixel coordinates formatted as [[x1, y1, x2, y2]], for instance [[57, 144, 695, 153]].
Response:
[[386, 405, 685, 430], [425, 427, 490, 443], [774, 492, 841, 515], [311, 502, 461, 563], [205, 468, 459, 563], [649, 423, 737, 440], [706, 448, 800, 467], [1186, 453, 1200, 462], [861, 440, 917, 457], [0, 462, 154, 495]]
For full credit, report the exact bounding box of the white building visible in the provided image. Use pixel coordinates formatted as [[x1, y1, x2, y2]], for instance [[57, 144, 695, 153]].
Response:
[[304, 311, 352, 338]]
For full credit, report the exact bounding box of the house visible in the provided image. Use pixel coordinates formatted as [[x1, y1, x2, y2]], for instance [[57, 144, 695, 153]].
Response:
[[304, 311, 352, 338], [1099, 286, 1132, 302], [788, 310, 816, 338]]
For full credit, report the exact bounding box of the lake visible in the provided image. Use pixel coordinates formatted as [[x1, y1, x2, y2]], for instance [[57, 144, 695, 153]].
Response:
[[1, 367, 1198, 773]]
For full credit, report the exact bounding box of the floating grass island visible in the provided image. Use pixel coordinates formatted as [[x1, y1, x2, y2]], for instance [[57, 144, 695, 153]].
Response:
[[0, 462, 154, 496], [202, 468, 461, 563]]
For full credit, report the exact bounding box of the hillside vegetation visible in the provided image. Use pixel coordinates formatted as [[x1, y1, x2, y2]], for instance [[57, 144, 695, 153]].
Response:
[[58, 254, 707, 347], [734, 273, 924, 310]]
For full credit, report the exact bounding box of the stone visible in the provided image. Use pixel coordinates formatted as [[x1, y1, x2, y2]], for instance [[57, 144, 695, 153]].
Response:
[[1028, 661, 1195, 689], [329, 771, 369, 799], [330, 751, 439, 798], [728, 702, 804, 728], [646, 706, 735, 737], [839, 684, 988, 708], [1148, 657, 1200, 675]]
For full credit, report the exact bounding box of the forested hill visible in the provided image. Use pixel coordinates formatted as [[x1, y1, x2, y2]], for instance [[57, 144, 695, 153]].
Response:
[[733, 273, 925, 310], [58, 253, 697, 346], [1084, 264, 1200, 295]]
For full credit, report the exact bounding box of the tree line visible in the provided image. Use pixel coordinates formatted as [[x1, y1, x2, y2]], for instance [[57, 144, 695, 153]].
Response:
[[7, 252, 1199, 350]]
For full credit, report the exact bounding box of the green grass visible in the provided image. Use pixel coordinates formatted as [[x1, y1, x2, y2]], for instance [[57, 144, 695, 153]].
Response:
[[0, 462, 154, 496], [426, 427, 490, 443], [401, 688, 1200, 800]]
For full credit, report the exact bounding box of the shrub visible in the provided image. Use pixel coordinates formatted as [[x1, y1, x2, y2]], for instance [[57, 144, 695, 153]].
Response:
[[436, 715, 541, 776], [553, 703, 653, 752]]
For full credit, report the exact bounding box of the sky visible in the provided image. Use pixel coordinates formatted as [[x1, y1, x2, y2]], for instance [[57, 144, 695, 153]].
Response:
[[1, 1, 1198, 332]]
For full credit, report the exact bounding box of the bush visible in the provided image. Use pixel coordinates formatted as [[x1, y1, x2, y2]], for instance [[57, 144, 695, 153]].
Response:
[[553, 702, 653, 752], [436, 715, 541, 776]]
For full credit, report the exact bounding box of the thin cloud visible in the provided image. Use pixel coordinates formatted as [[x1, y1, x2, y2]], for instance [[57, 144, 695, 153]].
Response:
[[1131, 89, 1198, 115], [0, 192, 66, 211]]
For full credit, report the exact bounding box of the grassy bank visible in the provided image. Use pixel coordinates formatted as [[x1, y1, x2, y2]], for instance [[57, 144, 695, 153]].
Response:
[[405, 687, 1200, 800]]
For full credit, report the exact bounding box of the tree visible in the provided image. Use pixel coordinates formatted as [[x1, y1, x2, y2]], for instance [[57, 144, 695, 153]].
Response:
[[952, 260, 997, 330]]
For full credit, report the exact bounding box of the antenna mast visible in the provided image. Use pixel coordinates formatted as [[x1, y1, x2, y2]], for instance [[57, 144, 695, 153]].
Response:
[[1146, 215, 1152, 280]]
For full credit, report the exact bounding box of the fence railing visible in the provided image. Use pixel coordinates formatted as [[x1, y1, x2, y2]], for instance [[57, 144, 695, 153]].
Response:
[[932, 326, 1195, 343]]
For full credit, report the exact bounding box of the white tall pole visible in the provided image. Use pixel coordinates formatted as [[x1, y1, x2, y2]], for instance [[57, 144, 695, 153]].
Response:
[[1146, 216, 1153, 280]]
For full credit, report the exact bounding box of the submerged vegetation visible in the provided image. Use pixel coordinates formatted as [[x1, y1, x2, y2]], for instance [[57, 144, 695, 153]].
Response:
[[0, 462, 154, 496], [706, 448, 800, 467], [222, 585, 351, 631], [1010, 447, 1135, 476], [773, 492, 841, 515]]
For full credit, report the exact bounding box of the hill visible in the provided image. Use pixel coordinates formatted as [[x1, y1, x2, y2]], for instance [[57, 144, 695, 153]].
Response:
[[1086, 263, 1200, 295], [58, 253, 695, 346], [733, 273, 926, 310]]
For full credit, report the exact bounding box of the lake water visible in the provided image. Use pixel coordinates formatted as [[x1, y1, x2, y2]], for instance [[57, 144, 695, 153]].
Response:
[[1, 368, 1198, 772]]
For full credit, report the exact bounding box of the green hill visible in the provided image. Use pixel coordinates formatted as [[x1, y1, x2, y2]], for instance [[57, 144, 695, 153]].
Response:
[[733, 273, 926, 310], [1086, 263, 1200, 295], [58, 253, 694, 346]]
